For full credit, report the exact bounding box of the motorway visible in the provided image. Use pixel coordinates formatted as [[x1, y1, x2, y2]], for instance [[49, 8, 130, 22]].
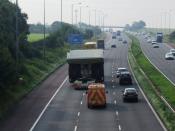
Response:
[[0, 33, 165, 131], [138, 36, 175, 85]]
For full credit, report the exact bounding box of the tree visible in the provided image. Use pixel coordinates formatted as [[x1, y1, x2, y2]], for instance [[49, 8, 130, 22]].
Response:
[[0, 0, 29, 88], [124, 20, 146, 31]]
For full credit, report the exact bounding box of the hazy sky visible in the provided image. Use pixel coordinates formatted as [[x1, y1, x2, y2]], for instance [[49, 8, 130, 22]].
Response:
[[11, 0, 175, 28]]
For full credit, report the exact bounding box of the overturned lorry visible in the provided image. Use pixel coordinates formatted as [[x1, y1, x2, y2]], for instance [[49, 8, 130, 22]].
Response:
[[67, 49, 104, 89]]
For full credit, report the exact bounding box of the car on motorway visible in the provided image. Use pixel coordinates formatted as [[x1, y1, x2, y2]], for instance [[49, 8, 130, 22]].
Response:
[[118, 37, 123, 41], [170, 48, 175, 56], [119, 71, 132, 85], [147, 39, 151, 43], [116, 67, 128, 78], [112, 36, 116, 39], [165, 52, 175, 60], [153, 43, 159, 48], [123, 88, 138, 102], [111, 44, 116, 48], [151, 40, 157, 45], [123, 40, 127, 44]]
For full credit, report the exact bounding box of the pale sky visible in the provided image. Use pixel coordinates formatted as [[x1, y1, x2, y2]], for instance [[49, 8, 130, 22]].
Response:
[[11, 0, 175, 28]]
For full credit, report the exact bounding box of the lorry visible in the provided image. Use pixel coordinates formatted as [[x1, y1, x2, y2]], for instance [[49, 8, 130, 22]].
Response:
[[87, 83, 107, 108], [156, 32, 163, 43], [67, 49, 104, 89], [84, 42, 97, 49], [97, 39, 105, 49]]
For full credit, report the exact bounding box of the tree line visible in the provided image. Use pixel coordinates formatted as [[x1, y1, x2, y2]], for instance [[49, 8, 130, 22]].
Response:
[[0, 0, 101, 89]]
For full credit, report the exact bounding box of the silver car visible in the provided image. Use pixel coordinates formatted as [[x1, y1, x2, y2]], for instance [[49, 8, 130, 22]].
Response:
[[116, 67, 128, 78], [165, 52, 174, 60], [170, 49, 175, 56]]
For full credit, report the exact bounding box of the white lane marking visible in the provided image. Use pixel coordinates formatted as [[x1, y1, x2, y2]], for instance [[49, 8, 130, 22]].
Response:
[[112, 85, 115, 88], [113, 92, 116, 95], [74, 126, 78, 131], [78, 112, 80, 117], [114, 100, 117, 105], [112, 80, 114, 82], [119, 125, 122, 131], [83, 93, 85, 96], [80, 101, 83, 105], [29, 76, 68, 131], [161, 96, 175, 113], [127, 56, 167, 131], [115, 111, 118, 116]]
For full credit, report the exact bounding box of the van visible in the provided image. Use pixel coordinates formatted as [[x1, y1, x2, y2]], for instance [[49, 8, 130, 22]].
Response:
[[87, 83, 107, 108]]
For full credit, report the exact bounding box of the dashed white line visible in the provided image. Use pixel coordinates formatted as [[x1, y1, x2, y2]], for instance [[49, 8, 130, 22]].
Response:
[[113, 92, 116, 95], [119, 125, 122, 131], [80, 101, 83, 105], [116, 111, 119, 116], [114, 100, 117, 105], [74, 126, 78, 131], [77, 112, 80, 117]]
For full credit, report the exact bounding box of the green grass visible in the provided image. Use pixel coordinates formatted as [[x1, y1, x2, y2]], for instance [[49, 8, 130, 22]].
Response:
[[128, 35, 175, 130], [0, 45, 69, 119], [130, 36, 175, 108], [27, 33, 49, 42]]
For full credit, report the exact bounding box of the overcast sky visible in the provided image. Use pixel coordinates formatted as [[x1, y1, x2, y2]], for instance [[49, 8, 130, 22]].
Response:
[[12, 0, 175, 28]]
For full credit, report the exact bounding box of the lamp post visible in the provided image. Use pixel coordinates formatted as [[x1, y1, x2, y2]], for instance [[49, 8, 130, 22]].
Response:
[[61, 0, 62, 24], [79, 5, 88, 28], [43, 0, 46, 62], [71, 2, 81, 25], [15, 0, 19, 73]]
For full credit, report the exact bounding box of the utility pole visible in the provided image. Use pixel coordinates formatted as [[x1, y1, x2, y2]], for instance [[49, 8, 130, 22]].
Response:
[[71, 3, 81, 25], [15, 0, 19, 74], [89, 9, 91, 27], [61, 0, 62, 24], [75, 9, 78, 25], [43, 0, 46, 62]]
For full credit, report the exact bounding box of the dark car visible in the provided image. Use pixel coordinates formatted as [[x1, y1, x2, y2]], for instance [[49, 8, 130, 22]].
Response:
[[116, 67, 128, 78], [119, 71, 132, 85], [123, 40, 127, 44], [111, 44, 116, 48], [112, 36, 116, 39], [123, 88, 138, 102]]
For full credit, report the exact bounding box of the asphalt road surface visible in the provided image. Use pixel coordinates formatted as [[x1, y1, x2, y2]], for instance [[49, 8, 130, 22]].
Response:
[[138, 36, 175, 85], [0, 33, 165, 131]]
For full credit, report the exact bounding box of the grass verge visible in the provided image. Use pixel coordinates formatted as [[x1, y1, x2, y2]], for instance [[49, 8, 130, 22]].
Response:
[[27, 33, 49, 43], [128, 35, 175, 131], [0, 45, 69, 119]]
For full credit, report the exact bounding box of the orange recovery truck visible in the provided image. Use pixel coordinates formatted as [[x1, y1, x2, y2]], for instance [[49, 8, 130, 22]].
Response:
[[87, 83, 107, 108]]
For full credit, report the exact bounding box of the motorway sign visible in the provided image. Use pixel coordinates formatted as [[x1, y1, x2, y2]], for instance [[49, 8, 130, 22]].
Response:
[[68, 34, 83, 44]]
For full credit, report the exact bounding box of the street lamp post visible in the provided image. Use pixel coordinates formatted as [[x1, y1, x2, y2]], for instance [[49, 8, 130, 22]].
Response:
[[71, 2, 81, 25], [15, 0, 19, 74], [43, 0, 46, 62], [61, 0, 62, 24]]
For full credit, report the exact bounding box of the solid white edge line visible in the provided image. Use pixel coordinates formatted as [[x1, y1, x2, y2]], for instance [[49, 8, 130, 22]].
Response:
[[139, 38, 175, 87], [29, 76, 68, 131], [127, 56, 167, 131], [161, 96, 175, 113]]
